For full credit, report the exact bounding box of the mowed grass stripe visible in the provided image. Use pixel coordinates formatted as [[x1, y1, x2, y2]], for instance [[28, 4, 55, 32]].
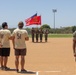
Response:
[[29, 34, 73, 38], [48, 34, 72, 38]]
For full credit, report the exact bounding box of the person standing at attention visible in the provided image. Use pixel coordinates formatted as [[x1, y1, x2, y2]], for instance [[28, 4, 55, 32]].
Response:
[[12, 21, 29, 72], [0, 22, 11, 70], [73, 31, 76, 61], [39, 28, 43, 42], [31, 27, 35, 42], [35, 28, 39, 42], [44, 29, 49, 42]]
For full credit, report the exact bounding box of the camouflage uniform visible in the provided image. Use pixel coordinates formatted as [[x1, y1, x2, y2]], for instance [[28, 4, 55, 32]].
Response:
[[39, 28, 43, 42], [31, 28, 35, 42], [36, 28, 39, 42], [44, 30, 48, 42]]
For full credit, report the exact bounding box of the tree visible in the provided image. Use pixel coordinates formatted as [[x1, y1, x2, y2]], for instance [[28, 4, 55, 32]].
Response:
[[72, 26, 76, 33], [0, 25, 2, 29], [40, 24, 51, 30], [25, 28, 31, 35]]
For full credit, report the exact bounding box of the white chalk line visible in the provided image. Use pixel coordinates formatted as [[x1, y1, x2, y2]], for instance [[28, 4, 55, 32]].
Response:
[[28, 70, 61, 72], [27, 70, 61, 75], [36, 72, 38, 75], [36, 71, 61, 75]]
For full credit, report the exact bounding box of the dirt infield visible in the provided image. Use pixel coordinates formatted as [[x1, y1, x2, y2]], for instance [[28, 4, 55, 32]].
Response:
[[0, 38, 76, 75]]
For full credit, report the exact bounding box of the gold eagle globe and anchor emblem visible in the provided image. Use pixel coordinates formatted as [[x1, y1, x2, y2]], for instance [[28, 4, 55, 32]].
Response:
[[33, 17, 38, 22]]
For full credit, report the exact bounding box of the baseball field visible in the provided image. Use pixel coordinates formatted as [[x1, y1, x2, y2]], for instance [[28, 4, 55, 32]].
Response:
[[0, 37, 76, 75]]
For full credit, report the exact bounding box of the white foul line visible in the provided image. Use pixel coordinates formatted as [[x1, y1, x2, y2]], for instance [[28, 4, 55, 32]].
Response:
[[36, 70, 61, 75], [37, 70, 61, 72], [36, 72, 39, 75]]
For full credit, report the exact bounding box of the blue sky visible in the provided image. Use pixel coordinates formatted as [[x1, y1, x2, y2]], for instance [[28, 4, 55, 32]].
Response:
[[0, 0, 76, 28]]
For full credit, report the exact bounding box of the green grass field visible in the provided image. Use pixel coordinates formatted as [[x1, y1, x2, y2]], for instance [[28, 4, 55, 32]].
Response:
[[29, 34, 73, 38], [48, 34, 72, 38]]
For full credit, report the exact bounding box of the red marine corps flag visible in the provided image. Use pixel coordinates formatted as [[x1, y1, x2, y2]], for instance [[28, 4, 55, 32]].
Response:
[[25, 13, 41, 26], [32, 16, 41, 25]]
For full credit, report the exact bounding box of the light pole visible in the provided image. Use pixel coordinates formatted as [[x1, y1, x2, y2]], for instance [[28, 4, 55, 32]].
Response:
[[52, 9, 57, 29]]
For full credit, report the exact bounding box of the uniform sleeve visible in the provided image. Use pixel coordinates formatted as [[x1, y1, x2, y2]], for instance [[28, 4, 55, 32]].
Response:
[[0, 35, 2, 43], [8, 31, 11, 38], [73, 31, 76, 37], [0, 32, 2, 43]]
